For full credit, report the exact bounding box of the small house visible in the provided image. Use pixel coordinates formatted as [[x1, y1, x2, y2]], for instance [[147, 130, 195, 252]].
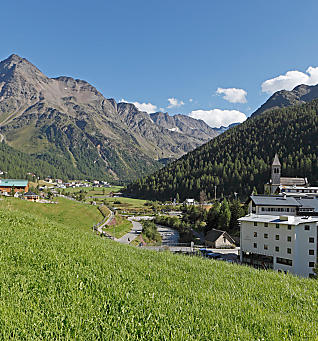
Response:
[[205, 229, 236, 248], [24, 192, 39, 202], [184, 198, 196, 206]]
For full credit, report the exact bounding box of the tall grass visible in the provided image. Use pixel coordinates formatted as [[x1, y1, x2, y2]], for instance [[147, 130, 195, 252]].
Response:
[[0, 201, 317, 339]]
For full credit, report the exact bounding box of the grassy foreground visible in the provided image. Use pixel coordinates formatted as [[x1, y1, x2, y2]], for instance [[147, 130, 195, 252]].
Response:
[[0, 202, 317, 339]]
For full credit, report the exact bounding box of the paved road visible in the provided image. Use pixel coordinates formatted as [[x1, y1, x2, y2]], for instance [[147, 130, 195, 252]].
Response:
[[93, 207, 114, 238], [117, 218, 143, 244]]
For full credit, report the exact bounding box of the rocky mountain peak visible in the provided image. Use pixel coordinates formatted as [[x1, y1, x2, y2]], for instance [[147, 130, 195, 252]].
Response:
[[252, 83, 318, 116]]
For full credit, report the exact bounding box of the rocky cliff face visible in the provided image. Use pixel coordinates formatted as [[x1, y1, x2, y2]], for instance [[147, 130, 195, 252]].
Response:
[[0, 54, 219, 180], [252, 84, 318, 116]]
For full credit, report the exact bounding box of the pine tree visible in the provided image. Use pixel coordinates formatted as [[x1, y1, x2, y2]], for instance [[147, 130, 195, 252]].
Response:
[[229, 200, 245, 232], [218, 199, 231, 231], [206, 202, 221, 231]]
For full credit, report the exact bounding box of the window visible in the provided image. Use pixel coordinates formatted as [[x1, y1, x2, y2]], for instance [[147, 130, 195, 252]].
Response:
[[276, 224, 279, 229], [309, 262, 315, 268], [253, 243, 257, 248], [275, 235, 279, 240], [287, 248, 291, 254], [287, 225, 291, 230], [305, 225, 310, 231], [254, 232, 257, 237], [287, 236, 291, 242], [264, 245, 268, 250], [254, 222, 257, 227], [309, 237, 314, 243], [264, 223, 268, 227], [275, 246, 279, 252], [264, 233, 268, 239], [261, 207, 265, 211], [276, 257, 292, 266], [309, 250, 314, 255]]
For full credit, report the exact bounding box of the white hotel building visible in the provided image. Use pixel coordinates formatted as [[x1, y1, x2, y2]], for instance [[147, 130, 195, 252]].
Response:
[[239, 214, 318, 278]]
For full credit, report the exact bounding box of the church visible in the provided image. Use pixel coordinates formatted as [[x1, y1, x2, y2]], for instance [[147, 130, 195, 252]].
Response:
[[266, 154, 308, 194]]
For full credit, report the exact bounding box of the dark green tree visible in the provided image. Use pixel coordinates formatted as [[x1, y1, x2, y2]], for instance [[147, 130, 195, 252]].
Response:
[[206, 202, 221, 231], [218, 199, 231, 231]]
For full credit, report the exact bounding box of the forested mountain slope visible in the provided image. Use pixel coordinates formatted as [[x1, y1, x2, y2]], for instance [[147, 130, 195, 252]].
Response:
[[124, 100, 318, 201]]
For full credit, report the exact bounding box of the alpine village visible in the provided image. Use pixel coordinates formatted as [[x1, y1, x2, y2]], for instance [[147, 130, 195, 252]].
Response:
[[1, 9, 318, 338]]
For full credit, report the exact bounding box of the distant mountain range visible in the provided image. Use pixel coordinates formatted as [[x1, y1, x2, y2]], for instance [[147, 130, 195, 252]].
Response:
[[0, 54, 222, 181], [252, 84, 318, 116]]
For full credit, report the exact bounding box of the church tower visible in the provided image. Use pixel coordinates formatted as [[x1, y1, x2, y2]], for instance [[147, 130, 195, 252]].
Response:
[[271, 153, 281, 193]]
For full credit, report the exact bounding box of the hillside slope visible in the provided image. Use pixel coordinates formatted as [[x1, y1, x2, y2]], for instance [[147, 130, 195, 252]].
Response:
[[124, 100, 318, 201], [0, 198, 317, 339], [0, 54, 219, 181]]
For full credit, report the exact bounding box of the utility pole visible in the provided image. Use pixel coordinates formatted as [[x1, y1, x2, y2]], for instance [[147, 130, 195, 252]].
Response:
[[214, 185, 217, 201]]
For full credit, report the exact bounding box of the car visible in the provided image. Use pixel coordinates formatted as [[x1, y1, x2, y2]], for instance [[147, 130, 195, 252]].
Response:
[[205, 252, 222, 259]]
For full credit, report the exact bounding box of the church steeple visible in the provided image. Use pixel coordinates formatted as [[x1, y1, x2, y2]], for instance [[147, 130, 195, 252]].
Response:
[[272, 153, 281, 167], [271, 153, 281, 187]]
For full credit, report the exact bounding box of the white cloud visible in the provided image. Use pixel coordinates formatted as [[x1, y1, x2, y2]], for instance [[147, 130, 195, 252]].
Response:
[[119, 98, 157, 113], [216, 87, 247, 103], [189, 109, 246, 128], [261, 66, 318, 94], [189, 98, 193, 102], [167, 97, 185, 108]]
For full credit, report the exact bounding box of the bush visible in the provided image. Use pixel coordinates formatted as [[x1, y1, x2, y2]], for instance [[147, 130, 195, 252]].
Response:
[[141, 220, 161, 244]]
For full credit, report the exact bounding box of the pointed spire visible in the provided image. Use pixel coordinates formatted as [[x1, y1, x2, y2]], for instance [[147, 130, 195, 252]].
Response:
[[272, 153, 281, 166]]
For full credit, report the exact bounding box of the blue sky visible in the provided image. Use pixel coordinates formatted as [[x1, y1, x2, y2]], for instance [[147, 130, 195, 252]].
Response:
[[1, 0, 318, 127]]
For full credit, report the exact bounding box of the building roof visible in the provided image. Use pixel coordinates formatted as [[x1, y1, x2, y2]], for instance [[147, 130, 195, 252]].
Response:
[[24, 191, 39, 197], [0, 179, 28, 187], [296, 197, 318, 213], [280, 177, 307, 186], [280, 185, 318, 190], [250, 195, 301, 207], [272, 154, 281, 166], [239, 214, 318, 225], [205, 229, 236, 244]]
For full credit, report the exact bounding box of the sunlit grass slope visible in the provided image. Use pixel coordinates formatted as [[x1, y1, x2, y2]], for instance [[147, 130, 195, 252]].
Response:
[[0, 200, 317, 339]]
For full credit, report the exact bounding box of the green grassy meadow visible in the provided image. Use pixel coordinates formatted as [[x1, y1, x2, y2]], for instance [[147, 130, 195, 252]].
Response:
[[103, 215, 133, 238], [0, 197, 103, 230], [0, 199, 317, 339]]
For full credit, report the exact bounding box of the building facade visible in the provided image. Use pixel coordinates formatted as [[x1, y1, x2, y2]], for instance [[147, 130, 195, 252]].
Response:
[[248, 195, 300, 216], [0, 179, 29, 193], [239, 214, 318, 277]]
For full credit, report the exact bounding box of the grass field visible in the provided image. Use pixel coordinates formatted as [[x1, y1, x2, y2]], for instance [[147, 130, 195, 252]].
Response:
[[104, 197, 147, 207], [103, 215, 133, 238], [66, 186, 123, 195], [0, 200, 317, 339], [0, 197, 103, 230]]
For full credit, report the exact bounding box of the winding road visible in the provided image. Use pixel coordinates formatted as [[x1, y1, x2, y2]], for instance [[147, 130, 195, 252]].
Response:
[[116, 218, 143, 244]]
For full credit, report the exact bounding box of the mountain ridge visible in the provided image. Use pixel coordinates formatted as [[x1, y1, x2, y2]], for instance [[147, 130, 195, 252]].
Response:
[[252, 83, 318, 116], [0, 54, 220, 180]]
